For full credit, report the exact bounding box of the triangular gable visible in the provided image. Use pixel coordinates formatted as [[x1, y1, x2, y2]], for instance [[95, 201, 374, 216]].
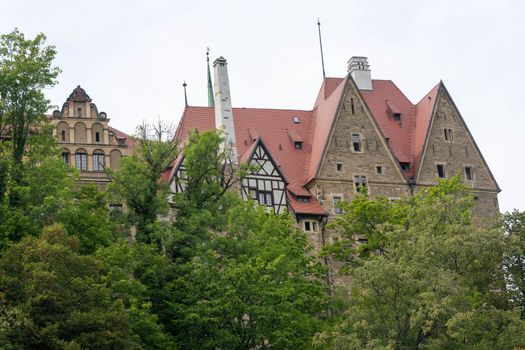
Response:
[[313, 74, 406, 183], [243, 137, 288, 184], [415, 82, 500, 192]]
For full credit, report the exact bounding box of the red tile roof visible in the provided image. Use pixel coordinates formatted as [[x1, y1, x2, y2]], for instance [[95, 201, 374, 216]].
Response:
[[108, 126, 134, 156], [169, 76, 440, 214]]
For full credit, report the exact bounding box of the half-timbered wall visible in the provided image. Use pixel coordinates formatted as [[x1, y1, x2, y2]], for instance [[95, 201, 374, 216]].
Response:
[[170, 158, 187, 194], [240, 143, 287, 214]]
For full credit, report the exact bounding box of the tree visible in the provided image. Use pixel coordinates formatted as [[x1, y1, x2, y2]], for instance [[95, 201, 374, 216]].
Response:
[[169, 201, 327, 349], [316, 176, 523, 349], [504, 210, 525, 318], [109, 120, 179, 243], [0, 28, 60, 203], [0, 224, 174, 349]]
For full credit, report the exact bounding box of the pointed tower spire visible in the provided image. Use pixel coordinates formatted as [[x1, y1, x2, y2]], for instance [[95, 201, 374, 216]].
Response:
[[206, 48, 215, 107], [183, 81, 188, 106], [317, 18, 326, 79]]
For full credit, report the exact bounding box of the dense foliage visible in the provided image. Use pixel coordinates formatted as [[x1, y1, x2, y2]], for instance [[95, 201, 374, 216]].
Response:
[[1, 29, 524, 349]]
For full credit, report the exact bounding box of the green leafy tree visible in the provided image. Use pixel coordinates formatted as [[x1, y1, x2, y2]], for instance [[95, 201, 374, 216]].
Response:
[[170, 201, 327, 349], [0, 28, 60, 202], [109, 121, 178, 243], [504, 210, 525, 318], [316, 176, 522, 349], [0, 224, 174, 349]]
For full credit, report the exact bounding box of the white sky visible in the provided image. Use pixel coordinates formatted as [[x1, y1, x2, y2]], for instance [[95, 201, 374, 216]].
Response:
[[1, 0, 523, 212]]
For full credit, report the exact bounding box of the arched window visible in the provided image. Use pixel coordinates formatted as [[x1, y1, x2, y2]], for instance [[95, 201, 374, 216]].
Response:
[[61, 149, 70, 164], [74, 122, 87, 143], [75, 149, 87, 171], [110, 149, 122, 170], [57, 121, 69, 143], [92, 123, 104, 144], [93, 150, 105, 171]]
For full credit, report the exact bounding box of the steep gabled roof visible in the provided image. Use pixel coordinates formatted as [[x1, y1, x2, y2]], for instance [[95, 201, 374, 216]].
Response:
[[169, 75, 471, 212]]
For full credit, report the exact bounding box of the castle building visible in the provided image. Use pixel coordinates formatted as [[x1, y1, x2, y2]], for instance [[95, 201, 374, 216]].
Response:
[[51, 86, 133, 185], [166, 56, 500, 246]]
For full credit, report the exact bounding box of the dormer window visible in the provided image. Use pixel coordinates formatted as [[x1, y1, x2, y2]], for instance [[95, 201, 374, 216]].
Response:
[[288, 130, 304, 150], [386, 101, 402, 121], [297, 196, 310, 203]]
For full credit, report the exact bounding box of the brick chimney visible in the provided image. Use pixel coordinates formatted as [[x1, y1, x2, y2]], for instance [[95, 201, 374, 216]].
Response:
[[213, 56, 237, 161], [348, 56, 373, 90]]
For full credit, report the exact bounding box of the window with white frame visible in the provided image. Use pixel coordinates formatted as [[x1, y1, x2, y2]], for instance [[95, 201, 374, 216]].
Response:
[[75, 152, 87, 171], [354, 175, 367, 193], [61, 151, 70, 164], [304, 220, 318, 232], [333, 195, 343, 214], [351, 133, 362, 152], [93, 152, 105, 171]]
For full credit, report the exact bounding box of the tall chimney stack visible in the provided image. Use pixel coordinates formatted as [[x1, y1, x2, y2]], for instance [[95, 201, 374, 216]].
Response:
[[348, 56, 373, 90], [213, 56, 237, 161]]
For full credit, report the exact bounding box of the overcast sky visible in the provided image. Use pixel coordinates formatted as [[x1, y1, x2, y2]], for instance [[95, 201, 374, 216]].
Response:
[[1, 0, 523, 212]]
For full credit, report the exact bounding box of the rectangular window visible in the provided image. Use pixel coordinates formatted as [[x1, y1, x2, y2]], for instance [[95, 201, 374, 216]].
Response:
[[257, 191, 273, 206], [376, 165, 383, 174], [77, 108, 82, 117], [336, 163, 343, 172], [61, 152, 69, 164], [333, 195, 342, 214], [93, 154, 105, 171], [61, 130, 66, 141], [354, 175, 367, 193], [351, 133, 361, 152], [444, 128, 453, 142], [95, 132, 100, 142], [304, 221, 318, 232], [465, 166, 473, 181], [437, 164, 445, 178], [75, 153, 87, 171]]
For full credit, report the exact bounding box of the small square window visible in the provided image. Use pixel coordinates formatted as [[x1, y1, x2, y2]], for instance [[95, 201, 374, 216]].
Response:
[[437, 164, 445, 178], [336, 163, 343, 172], [376, 165, 383, 174], [292, 116, 300, 124], [393, 113, 401, 121], [465, 166, 473, 181], [294, 141, 303, 149], [400, 162, 410, 171]]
